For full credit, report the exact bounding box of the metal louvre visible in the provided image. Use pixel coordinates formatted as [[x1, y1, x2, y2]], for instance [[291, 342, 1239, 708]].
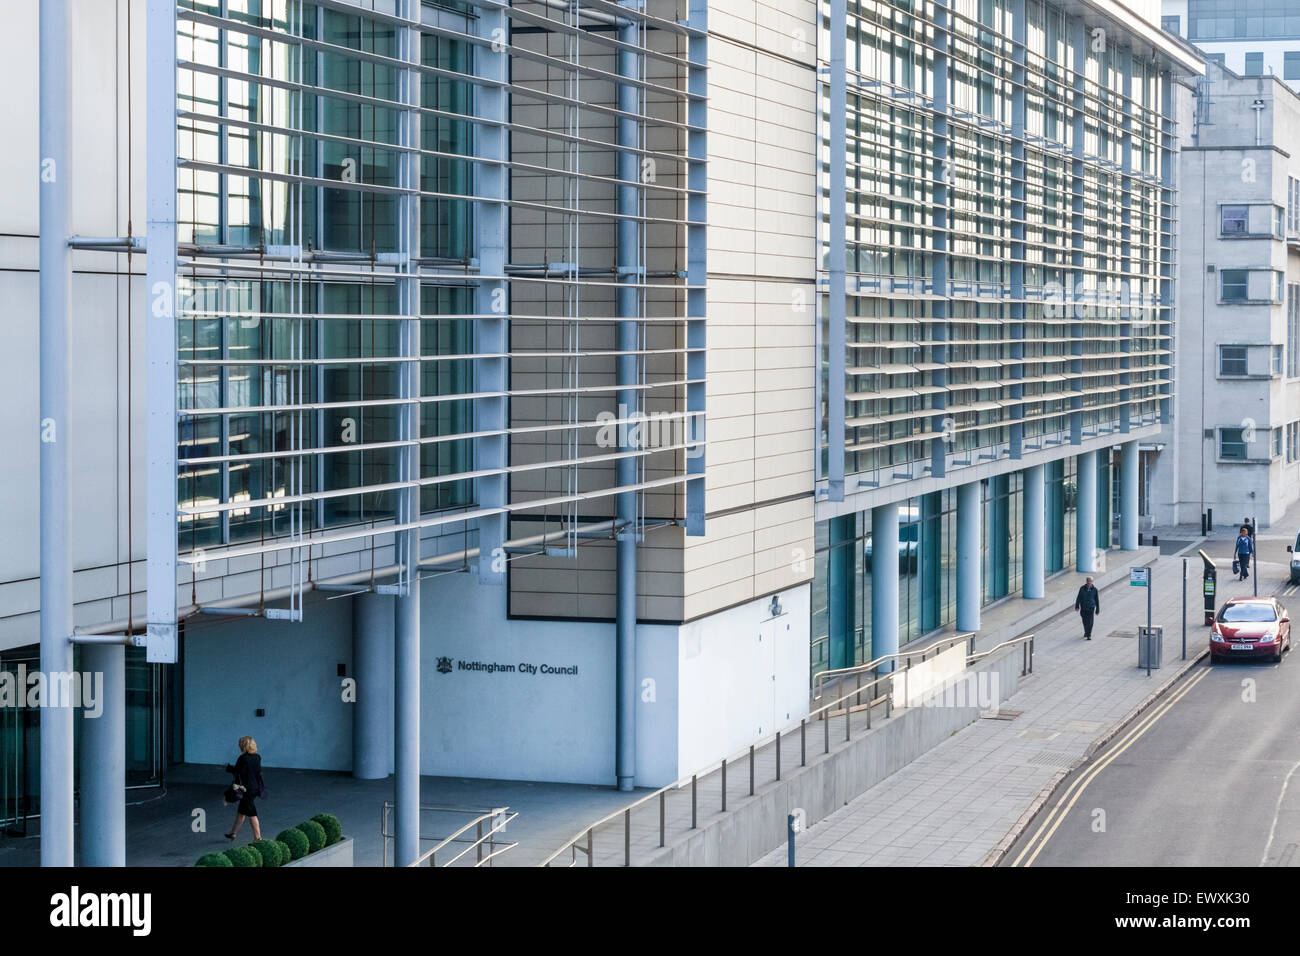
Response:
[[165, 0, 707, 601], [820, 0, 1176, 486]]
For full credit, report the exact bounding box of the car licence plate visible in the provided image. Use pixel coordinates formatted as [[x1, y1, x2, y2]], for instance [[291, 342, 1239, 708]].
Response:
[[1230, 643, 1255, 650]]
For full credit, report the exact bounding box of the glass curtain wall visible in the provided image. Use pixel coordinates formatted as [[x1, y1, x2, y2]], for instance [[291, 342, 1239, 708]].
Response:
[[175, 0, 478, 558]]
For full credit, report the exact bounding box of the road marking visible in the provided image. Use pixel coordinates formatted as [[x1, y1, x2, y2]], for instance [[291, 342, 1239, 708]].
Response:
[[1261, 758, 1300, 866], [1011, 667, 1213, 867]]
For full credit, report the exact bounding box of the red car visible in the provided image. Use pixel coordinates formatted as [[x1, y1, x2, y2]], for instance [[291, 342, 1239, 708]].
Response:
[[1209, 597, 1292, 663]]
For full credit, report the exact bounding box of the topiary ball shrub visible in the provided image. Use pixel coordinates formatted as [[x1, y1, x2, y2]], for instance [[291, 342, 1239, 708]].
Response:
[[296, 819, 327, 854], [223, 845, 261, 867], [275, 840, 292, 865], [195, 852, 233, 867], [251, 839, 284, 868], [311, 813, 343, 846], [277, 827, 310, 861]]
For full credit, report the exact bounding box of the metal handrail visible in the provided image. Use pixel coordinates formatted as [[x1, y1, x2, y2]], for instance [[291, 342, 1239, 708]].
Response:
[[380, 803, 518, 867], [538, 667, 899, 867], [967, 632, 1034, 664], [539, 631, 1034, 868], [813, 632, 976, 699]]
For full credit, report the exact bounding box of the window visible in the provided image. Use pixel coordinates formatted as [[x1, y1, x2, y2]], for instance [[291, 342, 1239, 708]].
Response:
[[1206, 52, 1226, 66], [1245, 52, 1264, 75], [1287, 52, 1300, 80], [1277, 205, 1287, 238], [1290, 178, 1299, 233], [1162, 15, 1181, 35], [1221, 205, 1249, 235], [1220, 427, 1248, 460], [1289, 284, 1299, 376], [1220, 345, 1249, 376], [1221, 269, 1249, 301], [1274, 428, 1284, 458], [1275, 344, 1285, 375], [1290, 422, 1300, 462]]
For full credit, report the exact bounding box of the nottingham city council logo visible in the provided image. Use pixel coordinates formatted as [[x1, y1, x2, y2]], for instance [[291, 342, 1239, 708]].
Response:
[[436, 656, 453, 675]]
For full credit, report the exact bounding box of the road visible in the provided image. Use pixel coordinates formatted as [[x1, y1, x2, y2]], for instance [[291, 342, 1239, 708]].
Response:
[[1003, 564, 1300, 867]]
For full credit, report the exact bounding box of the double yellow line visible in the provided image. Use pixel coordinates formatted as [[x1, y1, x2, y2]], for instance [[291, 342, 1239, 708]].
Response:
[[1009, 666, 1213, 867], [1284, 582, 1298, 598]]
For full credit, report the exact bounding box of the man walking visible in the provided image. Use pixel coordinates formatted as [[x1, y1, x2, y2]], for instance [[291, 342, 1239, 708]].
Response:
[[1235, 526, 1253, 581], [1074, 575, 1101, 640]]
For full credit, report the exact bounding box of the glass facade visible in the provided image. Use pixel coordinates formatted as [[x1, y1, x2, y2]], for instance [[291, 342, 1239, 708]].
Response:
[[818, 0, 1174, 490], [1189, 0, 1300, 40], [812, 450, 1097, 680], [168, 0, 708, 583]]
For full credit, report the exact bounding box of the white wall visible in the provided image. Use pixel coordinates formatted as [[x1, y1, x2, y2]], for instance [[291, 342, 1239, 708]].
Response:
[[183, 594, 355, 771], [676, 583, 810, 777]]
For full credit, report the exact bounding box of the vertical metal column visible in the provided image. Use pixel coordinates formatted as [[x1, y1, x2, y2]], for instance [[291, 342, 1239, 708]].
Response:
[[38, 0, 74, 868], [1007, 0, 1027, 459], [614, 2, 641, 793], [475, 1, 508, 581], [1118, 52, 1134, 433], [929, 1, 950, 478], [1158, 73, 1175, 425], [393, 0, 422, 867], [145, 0, 178, 665], [956, 481, 981, 634], [79, 643, 125, 866], [827, 0, 847, 500], [1120, 440, 1139, 550], [1076, 449, 1098, 572], [352, 592, 393, 780], [1068, 17, 1086, 445], [1023, 463, 1045, 600], [685, 0, 707, 534], [870, 504, 900, 663]]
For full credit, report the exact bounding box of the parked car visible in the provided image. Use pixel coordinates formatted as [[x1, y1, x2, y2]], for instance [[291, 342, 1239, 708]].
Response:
[[1209, 597, 1292, 663], [1287, 535, 1300, 585]]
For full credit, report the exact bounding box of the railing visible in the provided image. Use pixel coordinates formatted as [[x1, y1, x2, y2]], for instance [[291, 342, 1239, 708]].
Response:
[[538, 665, 899, 867], [539, 630, 1037, 867], [812, 632, 977, 702], [380, 803, 518, 867], [968, 633, 1036, 677]]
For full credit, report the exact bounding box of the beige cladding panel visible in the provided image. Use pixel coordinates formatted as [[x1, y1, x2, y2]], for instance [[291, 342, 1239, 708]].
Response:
[[505, 1, 817, 623]]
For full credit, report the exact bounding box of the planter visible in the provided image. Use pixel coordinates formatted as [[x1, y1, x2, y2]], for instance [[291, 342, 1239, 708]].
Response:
[[285, 837, 354, 868]]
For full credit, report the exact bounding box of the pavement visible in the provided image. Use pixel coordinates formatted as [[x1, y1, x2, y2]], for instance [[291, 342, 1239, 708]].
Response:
[[0, 765, 644, 867], [755, 523, 1292, 868]]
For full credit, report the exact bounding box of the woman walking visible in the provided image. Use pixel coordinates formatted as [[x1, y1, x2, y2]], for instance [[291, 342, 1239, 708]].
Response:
[[224, 736, 265, 841]]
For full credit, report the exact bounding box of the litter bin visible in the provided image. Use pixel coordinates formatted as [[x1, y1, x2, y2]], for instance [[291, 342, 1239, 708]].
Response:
[[1138, 626, 1163, 670]]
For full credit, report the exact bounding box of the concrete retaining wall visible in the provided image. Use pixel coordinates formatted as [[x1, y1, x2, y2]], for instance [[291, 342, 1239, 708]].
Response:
[[642, 650, 1024, 867], [285, 837, 353, 868]]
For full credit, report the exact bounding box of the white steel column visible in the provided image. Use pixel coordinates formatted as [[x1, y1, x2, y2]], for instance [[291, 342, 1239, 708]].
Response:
[[1077, 450, 1098, 572], [956, 481, 982, 634], [393, 0, 422, 867], [1120, 440, 1140, 550], [38, 0, 75, 868], [870, 504, 900, 662], [79, 643, 125, 866], [1023, 463, 1045, 600]]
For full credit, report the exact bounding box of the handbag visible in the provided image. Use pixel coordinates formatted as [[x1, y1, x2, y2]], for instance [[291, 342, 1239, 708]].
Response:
[[1232, 558, 1240, 575], [223, 783, 247, 806]]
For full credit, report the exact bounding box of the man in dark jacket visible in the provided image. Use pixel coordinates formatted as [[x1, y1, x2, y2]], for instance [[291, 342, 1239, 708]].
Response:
[[1074, 576, 1101, 640]]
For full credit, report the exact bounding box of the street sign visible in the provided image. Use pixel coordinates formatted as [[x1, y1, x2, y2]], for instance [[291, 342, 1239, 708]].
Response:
[[1130, 566, 1150, 587]]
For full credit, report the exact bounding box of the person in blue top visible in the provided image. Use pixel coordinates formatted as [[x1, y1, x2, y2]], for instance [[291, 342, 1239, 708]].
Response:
[[1235, 526, 1253, 581]]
